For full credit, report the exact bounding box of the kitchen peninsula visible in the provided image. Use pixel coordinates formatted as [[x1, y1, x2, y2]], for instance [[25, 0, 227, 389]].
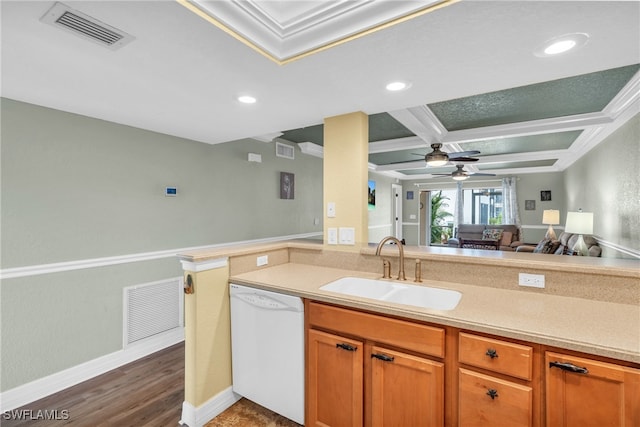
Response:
[[178, 239, 639, 427]]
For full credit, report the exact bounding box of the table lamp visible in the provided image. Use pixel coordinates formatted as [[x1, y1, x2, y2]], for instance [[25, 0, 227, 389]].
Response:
[[542, 209, 560, 240], [564, 210, 593, 256]]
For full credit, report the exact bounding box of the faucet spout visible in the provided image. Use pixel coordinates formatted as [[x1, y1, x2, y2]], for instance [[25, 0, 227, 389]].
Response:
[[375, 236, 406, 281]]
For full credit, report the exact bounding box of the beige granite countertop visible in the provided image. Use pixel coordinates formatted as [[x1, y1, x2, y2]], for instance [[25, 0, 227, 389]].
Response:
[[230, 262, 640, 364]]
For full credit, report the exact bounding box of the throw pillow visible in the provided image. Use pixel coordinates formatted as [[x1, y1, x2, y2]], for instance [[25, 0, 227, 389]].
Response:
[[500, 231, 513, 247], [542, 240, 561, 254], [482, 229, 503, 241], [533, 239, 550, 253]]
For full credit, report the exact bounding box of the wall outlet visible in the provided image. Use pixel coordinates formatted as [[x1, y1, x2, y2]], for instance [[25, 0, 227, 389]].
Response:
[[327, 228, 338, 245], [256, 255, 268, 266], [519, 273, 545, 288]]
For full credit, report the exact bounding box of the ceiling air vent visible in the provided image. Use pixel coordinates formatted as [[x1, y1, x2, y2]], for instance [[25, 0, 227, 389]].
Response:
[[40, 2, 135, 50]]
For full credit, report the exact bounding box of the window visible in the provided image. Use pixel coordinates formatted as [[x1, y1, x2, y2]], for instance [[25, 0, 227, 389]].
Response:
[[465, 188, 503, 224]]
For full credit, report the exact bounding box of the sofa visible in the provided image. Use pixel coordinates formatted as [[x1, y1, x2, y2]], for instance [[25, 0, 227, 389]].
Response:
[[447, 224, 522, 251], [515, 231, 601, 257]]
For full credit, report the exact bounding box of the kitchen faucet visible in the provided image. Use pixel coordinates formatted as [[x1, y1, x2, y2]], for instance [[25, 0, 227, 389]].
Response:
[[375, 236, 406, 280]]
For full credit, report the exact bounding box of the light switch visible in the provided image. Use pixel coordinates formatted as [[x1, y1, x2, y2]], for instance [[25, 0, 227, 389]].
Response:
[[339, 227, 355, 245], [327, 228, 338, 244], [327, 202, 336, 218]]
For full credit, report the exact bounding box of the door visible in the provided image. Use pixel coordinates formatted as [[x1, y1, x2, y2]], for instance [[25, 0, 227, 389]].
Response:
[[392, 184, 403, 240], [419, 191, 431, 246], [546, 352, 640, 426], [369, 345, 444, 427], [307, 329, 364, 427]]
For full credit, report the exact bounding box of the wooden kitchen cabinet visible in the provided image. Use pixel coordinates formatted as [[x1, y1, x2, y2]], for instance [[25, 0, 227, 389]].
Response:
[[307, 329, 363, 427], [306, 301, 445, 427], [546, 352, 640, 426], [370, 345, 444, 427]]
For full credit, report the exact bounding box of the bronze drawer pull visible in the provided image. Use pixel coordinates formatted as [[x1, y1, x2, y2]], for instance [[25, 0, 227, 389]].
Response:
[[485, 348, 498, 359], [549, 361, 588, 374], [486, 389, 499, 400], [336, 343, 357, 352]]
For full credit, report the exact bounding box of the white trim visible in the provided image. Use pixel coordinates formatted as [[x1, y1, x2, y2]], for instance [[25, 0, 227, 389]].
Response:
[[0, 232, 321, 280], [180, 257, 228, 272], [298, 141, 324, 158], [180, 386, 241, 427], [595, 237, 640, 259], [0, 328, 184, 412]]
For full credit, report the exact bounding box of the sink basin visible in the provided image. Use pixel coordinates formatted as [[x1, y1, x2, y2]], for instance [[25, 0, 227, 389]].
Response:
[[319, 277, 461, 310], [319, 277, 397, 299]]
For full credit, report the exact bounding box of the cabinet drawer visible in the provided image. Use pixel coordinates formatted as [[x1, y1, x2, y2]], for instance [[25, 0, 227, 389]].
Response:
[[459, 332, 533, 380], [308, 302, 444, 358], [459, 368, 532, 427]]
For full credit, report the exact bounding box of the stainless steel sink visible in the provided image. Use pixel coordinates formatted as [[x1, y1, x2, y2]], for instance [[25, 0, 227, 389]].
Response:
[[319, 277, 461, 310]]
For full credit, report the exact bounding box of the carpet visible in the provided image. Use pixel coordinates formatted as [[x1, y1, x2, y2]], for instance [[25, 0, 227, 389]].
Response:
[[205, 398, 302, 427]]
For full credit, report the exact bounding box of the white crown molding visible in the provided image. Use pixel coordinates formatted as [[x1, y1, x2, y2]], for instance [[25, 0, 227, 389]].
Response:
[[179, 0, 452, 63], [389, 105, 448, 143], [252, 132, 282, 143], [368, 135, 427, 154], [298, 141, 324, 158], [442, 112, 613, 145]]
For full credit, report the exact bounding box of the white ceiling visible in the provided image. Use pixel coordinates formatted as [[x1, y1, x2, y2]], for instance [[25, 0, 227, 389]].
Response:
[[2, 1, 639, 165]]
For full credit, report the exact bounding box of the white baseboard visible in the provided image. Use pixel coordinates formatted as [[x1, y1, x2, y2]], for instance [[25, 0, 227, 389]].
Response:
[[180, 387, 241, 427], [0, 328, 184, 412]]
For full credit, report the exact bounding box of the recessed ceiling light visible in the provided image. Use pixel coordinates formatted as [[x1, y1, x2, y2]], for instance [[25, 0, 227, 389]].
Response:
[[237, 95, 257, 104], [534, 33, 589, 57], [545, 39, 576, 55], [386, 81, 411, 91]]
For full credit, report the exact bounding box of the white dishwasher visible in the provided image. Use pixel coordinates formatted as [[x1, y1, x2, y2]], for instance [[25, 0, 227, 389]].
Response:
[[229, 283, 304, 425]]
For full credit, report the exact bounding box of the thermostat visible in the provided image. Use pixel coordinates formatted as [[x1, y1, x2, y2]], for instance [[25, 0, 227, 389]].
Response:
[[165, 187, 177, 197]]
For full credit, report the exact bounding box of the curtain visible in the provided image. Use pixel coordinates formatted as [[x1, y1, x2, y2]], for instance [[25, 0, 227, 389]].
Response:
[[454, 181, 464, 237], [502, 177, 521, 236]]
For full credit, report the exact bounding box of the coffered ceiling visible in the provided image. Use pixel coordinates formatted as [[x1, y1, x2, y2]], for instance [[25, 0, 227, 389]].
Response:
[[2, 1, 639, 181]]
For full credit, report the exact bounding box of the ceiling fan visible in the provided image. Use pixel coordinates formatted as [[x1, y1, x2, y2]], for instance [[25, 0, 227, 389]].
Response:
[[422, 143, 480, 166], [432, 164, 496, 181]]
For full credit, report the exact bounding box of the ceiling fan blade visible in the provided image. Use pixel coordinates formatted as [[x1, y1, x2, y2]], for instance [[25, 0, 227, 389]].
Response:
[[448, 150, 481, 159], [450, 157, 478, 162], [469, 172, 496, 177], [431, 173, 452, 177], [388, 159, 425, 165]]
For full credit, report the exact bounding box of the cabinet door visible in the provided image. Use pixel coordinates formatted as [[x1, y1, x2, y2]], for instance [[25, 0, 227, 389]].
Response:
[[370, 345, 444, 427], [546, 352, 640, 426], [307, 329, 364, 427], [458, 368, 532, 427]]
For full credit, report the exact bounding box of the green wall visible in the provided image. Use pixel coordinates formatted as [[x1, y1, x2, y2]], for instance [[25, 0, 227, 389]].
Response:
[[0, 98, 323, 390]]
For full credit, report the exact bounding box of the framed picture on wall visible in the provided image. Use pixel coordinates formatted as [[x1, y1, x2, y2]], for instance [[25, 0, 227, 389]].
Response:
[[280, 172, 294, 199], [368, 180, 376, 210], [525, 200, 536, 210], [540, 190, 552, 201], [406, 191, 414, 200]]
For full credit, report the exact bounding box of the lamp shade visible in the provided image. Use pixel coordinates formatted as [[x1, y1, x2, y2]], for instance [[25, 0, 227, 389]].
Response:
[[565, 211, 593, 234], [542, 209, 560, 225]]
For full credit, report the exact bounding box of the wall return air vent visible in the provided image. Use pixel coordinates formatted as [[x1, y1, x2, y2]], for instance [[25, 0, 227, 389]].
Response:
[[41, 2, 135, 50]]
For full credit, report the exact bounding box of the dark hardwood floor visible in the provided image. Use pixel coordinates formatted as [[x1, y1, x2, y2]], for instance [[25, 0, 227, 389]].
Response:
[[1, 343, 184, 427]]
